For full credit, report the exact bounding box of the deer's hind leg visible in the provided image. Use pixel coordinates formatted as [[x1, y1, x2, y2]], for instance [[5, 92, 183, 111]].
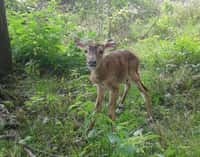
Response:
[[130, 72, 153, 122], [116, 80, 131, 114]]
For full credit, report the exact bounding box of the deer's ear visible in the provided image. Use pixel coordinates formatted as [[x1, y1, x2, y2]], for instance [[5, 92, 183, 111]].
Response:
[[104, 39, 116, 49], [75, 38, 86, 49]]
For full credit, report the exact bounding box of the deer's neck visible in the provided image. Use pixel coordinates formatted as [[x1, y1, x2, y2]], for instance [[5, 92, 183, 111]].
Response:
[[89, 60, 105, 84]]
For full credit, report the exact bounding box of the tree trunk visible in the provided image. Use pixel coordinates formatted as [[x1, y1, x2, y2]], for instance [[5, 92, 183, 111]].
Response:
[[0, 0, 12, 78], [107, 0, 112, 39]]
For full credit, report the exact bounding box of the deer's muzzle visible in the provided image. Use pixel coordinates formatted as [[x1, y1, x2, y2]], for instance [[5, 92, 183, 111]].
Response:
[[87, 61, 96, 67]]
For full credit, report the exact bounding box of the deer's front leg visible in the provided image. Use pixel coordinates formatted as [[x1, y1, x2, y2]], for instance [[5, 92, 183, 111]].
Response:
[[95, 85, 105, 112], [88, 85, 105, 130], [108, 87, 119, 121]]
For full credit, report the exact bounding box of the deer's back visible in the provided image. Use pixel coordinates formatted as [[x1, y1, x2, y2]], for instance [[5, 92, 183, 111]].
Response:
[[91, 50, 139, 85]]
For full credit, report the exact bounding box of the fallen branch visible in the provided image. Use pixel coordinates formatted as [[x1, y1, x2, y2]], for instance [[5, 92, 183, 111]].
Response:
[[23, 146, 36, 157], [0, 134, 67, 157], [0, 134, 16, 140], [19, 143, 64, 157]]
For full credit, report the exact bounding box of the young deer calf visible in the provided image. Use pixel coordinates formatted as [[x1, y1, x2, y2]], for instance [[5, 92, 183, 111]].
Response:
[[76, 39, 153, 130]]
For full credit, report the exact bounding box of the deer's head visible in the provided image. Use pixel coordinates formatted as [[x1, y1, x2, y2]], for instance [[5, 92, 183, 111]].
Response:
[[75, 39, 116, 71]]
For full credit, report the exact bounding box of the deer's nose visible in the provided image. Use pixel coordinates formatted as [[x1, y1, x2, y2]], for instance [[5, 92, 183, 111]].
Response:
[[88, 61, 96, 66]]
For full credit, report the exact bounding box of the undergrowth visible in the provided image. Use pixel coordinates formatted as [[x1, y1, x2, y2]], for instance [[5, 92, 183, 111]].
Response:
[[1, 0, 200, 156]]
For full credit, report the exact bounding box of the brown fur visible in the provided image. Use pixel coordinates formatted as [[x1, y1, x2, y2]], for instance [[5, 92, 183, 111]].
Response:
[[90, 50, 139, 84]]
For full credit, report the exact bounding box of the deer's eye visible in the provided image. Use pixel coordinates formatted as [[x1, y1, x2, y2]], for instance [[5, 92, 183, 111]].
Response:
[[84, 50, 88, 53], [99, 50, 103, 54]]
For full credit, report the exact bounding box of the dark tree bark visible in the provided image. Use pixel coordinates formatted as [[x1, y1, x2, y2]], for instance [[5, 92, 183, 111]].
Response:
[[107, 0, 112, 39], [0, 0, 12, 78]]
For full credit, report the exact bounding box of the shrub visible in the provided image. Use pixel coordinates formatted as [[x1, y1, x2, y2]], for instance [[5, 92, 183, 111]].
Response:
[[8, 1, 94, 76]]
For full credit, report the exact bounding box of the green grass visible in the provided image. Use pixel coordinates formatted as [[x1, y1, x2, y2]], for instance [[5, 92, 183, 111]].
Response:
[[1, 35, 200, 156], [0, 65, 199, 157], [2, 0, 200, 156]]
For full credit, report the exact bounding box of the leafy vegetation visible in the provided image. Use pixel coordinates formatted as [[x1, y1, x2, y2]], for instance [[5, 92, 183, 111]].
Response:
[[0, 0, 200, 156]]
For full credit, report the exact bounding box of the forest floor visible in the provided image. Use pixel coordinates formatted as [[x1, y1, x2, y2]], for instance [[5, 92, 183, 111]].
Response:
[[0, 67, 199, 157]]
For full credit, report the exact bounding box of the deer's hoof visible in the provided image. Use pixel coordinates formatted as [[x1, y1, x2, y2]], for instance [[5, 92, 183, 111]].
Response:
[[147, 116, 154, 123], [116, 104, 125, 114], [146, 116, 154, 128]]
